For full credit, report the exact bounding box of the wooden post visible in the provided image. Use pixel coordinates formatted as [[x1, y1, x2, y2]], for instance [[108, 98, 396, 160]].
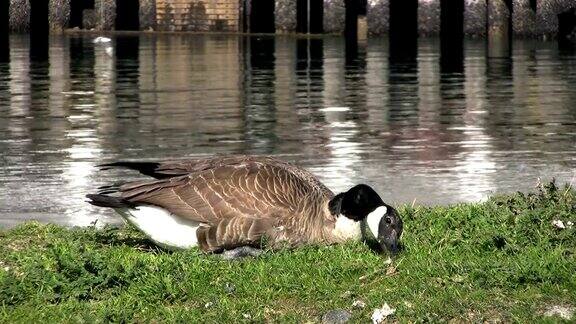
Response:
[[246, 0, 251, 33], [389, 0, 418, 60], [0, 0, 9, 62], [440, 0, 464, 73], [307, 0, 310, 34], [487, 0, 513, 58], [30, 0, 50, 61]]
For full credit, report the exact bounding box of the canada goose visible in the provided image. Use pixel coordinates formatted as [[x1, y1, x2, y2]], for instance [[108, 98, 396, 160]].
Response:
[[86, 156, 403, 256]]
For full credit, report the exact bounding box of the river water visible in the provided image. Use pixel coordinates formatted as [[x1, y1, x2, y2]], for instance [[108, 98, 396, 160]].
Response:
[[0, 34, 575, 228]]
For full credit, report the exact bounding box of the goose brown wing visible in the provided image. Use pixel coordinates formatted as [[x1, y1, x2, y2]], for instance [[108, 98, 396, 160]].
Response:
[[153, 156, 279, 177], [101, 155, 281, 179], [117, 161, 321, 225]]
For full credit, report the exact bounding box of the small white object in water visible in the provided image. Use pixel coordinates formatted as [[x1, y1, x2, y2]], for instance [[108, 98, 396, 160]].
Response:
[[319, 106, 350, 112], [105, 46, 113, 57], [552, 220, 566, 229], [371, 303, 395, 324], [93, 36, 112, 44]]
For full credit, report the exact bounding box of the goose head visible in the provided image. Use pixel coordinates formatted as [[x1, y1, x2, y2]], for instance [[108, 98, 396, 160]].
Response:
[[329, 184, 403, 255]]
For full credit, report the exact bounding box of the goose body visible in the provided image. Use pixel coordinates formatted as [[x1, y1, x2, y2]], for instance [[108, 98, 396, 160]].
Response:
[[87, 156, 403, 254]]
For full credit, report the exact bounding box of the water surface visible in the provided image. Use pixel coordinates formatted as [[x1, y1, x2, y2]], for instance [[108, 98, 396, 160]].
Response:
[[0, 34, 575, 227]]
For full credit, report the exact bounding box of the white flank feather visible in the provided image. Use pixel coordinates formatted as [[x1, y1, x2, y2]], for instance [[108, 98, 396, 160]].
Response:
[[116, 206, 201, 249]]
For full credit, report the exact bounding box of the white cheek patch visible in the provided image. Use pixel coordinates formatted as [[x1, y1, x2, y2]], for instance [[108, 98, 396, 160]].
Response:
[[367, 206, 387, 238]]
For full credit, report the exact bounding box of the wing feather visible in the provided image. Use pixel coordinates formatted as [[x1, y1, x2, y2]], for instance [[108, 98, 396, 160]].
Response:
[[116, 160, 331, 225]]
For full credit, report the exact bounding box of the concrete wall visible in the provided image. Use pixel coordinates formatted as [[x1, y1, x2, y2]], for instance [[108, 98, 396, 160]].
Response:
[[514, 0, 537, 36], [9, 0, 30, 32], [418, 0, 440, 36], [275, 0, 296, 33], [156, 0, 240, 32], [95, 0, 115, 30], [323, 0, 344, 34], [537, 0, 575, 37], [367, 0, 389, 35], [49, 0, 71, 32], [465, 0, 487, 37], [141, 0, 157, 30]]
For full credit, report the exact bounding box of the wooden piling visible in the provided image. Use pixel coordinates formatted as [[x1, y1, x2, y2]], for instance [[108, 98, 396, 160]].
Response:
[[389, 0, 418, 60], [0, 0, 9, 61], [487, 0, 513, 58], [30, 0, 50, 61], [440, 0, 464, 73]]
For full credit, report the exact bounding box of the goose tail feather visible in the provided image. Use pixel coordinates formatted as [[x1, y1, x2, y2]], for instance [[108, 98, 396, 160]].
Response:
[[98, 162, 164, 179], [86, 194, 136, 209]]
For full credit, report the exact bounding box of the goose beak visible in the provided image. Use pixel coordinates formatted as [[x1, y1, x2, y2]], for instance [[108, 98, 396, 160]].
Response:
[[379, 230, 401, 255]]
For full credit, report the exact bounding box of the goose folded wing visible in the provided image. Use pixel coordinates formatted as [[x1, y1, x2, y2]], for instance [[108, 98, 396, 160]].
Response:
[[117, 163, 300, 224], [102, 155, 280, 179], [152, 156, 284, 177]]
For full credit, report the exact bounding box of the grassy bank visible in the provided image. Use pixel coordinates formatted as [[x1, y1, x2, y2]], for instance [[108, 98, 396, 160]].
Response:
[[1, 182, 575, 322]]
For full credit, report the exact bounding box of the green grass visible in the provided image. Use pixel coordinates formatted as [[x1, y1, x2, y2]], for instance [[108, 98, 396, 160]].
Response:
[[1, 182, 575, 322]]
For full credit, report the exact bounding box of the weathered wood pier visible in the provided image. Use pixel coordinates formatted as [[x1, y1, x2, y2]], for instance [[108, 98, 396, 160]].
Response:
[[0, 0, 575, 63], [2, 0, 574, 37]]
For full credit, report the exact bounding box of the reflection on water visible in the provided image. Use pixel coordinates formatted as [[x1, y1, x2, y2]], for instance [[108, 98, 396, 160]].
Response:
[[1, 34, 575, 227]]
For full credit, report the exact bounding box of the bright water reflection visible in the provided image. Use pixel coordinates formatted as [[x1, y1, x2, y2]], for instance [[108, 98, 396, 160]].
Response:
[[0, 34, 575, 227]]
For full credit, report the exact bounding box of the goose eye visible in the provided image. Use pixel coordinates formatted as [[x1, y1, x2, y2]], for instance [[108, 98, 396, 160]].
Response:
[[385, 217, 392, 224]]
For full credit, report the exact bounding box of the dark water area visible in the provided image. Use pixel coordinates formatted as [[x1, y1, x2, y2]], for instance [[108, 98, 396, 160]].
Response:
[[0, 34, 575, 228]]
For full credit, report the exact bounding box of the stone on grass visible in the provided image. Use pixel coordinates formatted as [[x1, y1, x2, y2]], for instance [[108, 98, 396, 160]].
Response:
[[224, 282, 236, 294], [544, 305, 574, 320], [322, 309, 352, 324], [371, 303, 395, 324], [352, 300, 366, 309], [552, 220, 566, 229]]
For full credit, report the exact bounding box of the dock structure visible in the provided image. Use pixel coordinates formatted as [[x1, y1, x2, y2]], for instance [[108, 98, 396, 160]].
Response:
[[487, 0, 513, 58], [2, 0, 575, 39]]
